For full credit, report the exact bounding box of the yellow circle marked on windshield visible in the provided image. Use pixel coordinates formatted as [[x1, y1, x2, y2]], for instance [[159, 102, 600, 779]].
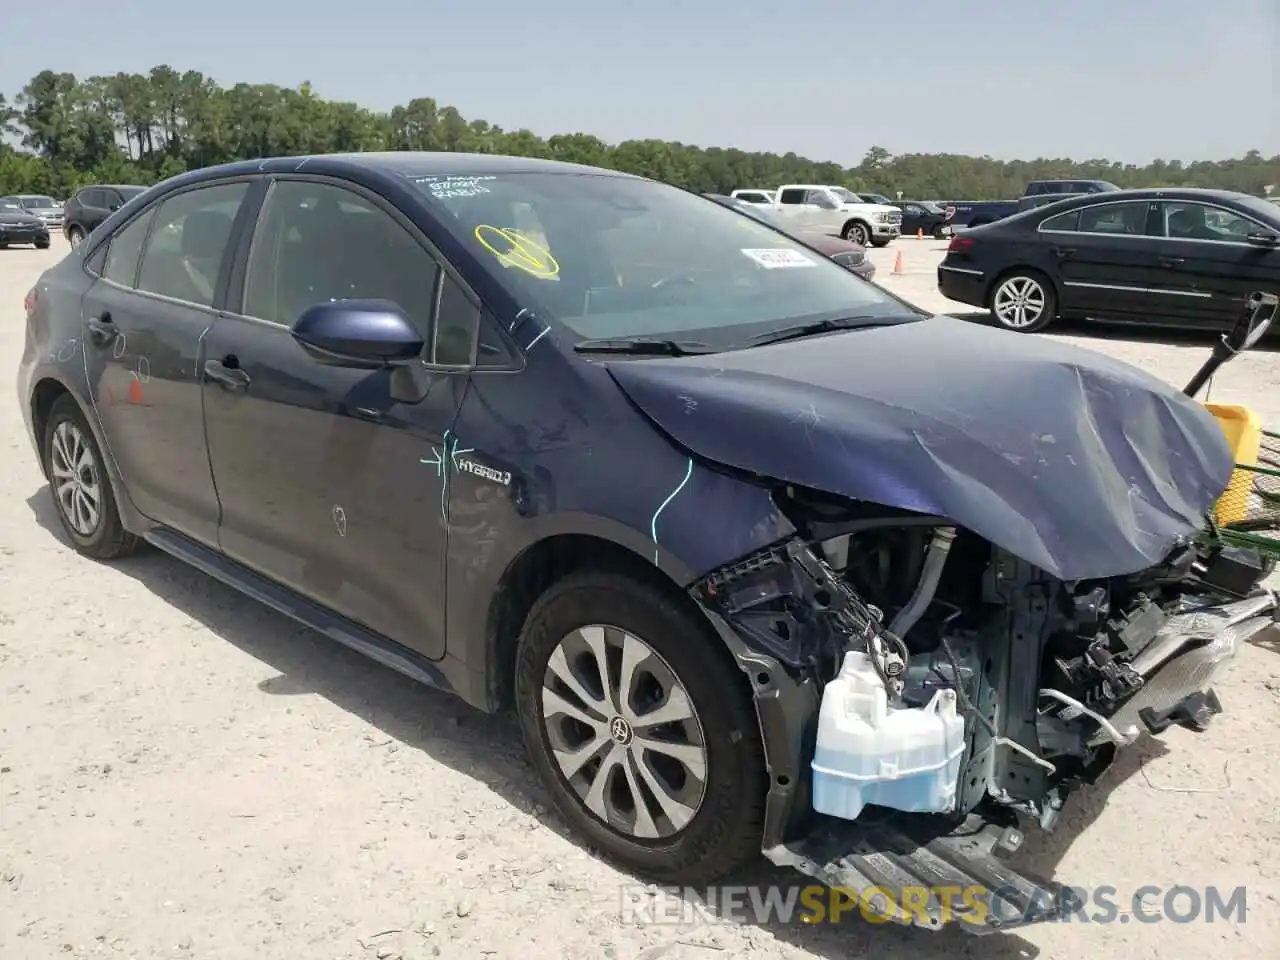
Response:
[[474, 225, 560, 279]]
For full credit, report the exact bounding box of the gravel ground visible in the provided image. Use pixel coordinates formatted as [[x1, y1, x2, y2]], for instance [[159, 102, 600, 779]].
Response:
[[2, 237, 1278, 960]]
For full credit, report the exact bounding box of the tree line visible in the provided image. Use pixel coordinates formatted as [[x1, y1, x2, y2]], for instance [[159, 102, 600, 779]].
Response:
[[2, 66, 1277, 202]]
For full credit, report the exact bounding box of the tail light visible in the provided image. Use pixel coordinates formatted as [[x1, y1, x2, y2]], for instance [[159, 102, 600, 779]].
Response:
[[947, 236, 974, 254], [23, 286, 37, 315]]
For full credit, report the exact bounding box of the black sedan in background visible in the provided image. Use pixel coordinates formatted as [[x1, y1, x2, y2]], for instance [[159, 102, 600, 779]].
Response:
[[704, 193, 877, 281], [891, 200, 953, 238], [937, 187, 1280, 333], [0, 203, 51, 248]]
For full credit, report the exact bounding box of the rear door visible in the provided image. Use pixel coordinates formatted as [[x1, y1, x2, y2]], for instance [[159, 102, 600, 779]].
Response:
[[774, 187, 813, 229], [1037, 199, 1161, 322], [81, 189, 117, 233], [1146, 200, 1280, 329], [79, 179, 254, 545]]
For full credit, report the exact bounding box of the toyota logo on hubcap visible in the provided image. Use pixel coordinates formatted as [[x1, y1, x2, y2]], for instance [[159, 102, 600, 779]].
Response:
[[609, 716, 633, 746]]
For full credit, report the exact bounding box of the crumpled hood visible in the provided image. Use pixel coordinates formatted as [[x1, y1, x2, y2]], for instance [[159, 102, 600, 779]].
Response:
[[606, 317, 1233, 581]]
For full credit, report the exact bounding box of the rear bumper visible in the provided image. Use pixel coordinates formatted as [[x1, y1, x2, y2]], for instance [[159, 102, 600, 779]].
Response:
[[937, 264, 986, 307]]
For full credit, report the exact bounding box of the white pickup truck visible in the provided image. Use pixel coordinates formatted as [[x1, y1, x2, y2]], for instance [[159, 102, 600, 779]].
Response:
[[770, 185, 902, 247]]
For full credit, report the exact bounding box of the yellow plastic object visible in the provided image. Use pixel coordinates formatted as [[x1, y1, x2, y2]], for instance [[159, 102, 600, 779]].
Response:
[[1204, 402, 1262, 526]]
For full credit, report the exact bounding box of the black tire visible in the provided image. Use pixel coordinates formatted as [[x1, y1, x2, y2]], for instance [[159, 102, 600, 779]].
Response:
[[842, 220, 871, 246], [870, 239, 891, 248], [67, 225, 85, 248], [987, 268, 1057, 333], [35, 241, 51, 249], [514, 570, 766, 885], [42, 394, 140, 560]]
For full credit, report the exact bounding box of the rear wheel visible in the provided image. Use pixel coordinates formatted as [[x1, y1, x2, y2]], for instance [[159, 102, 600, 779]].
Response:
[[67, 225, 85, 248], [35, 240, 50, 250], [989, 270, 1056, 333], [514, 570, 766, 885], [42, 394, 140, 559]]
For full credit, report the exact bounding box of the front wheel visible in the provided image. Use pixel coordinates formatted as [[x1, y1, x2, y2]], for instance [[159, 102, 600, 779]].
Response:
[[842, 220, 870, 246], [42, 394, 140, 559], [35, 241, 51, 250], [67, 225, 85, 248], [989, 270, 1057, 333], [514, 570, 766, 885]]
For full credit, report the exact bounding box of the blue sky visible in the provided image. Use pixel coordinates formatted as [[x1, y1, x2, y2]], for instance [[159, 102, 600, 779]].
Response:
[[4, 0, 1277, 166]]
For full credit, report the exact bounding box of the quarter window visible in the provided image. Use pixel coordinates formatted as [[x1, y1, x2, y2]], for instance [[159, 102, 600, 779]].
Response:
[[1163, 202, 1256, 242], [136, 182, 249, 308], [102, 209, 157, 287], [1076, 202, 1152, 236], [1040, 209, 1081, 232]]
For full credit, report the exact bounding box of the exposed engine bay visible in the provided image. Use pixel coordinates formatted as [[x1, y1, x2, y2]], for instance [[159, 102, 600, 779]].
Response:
[[691, 484, 1278, 932]]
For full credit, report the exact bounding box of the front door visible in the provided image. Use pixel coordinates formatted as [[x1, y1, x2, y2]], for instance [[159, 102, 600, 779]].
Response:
[[1147, 200, 1280, 329], [1045, 199, 1161, 322], [80, 180, 253, 545], [202, 177, 467, 658]]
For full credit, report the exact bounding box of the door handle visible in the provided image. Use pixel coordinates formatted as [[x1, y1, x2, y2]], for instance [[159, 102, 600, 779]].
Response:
[[205, 357, 251, 391], [1159, 256, 1186, 268], [1052, 246, 1078, 259], [86, 314, 116, 346]]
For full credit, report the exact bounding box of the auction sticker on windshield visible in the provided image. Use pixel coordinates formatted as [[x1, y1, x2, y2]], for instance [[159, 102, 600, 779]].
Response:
[[741, 248, 818, 269]]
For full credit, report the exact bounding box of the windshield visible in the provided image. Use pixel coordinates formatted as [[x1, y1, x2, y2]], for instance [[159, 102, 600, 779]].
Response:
[[22, 196, 58, 208], [827, 187, 862, 204], [863, 194, 893, 205], [917, 201, 944, 212], [415, 172, 913, 348]]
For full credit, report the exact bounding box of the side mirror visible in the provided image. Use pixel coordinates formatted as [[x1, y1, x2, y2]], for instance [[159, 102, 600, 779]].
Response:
[[1226, 291, 1277, 351], [1245, 230, 1279, 248], [292, 299, 424, 368]]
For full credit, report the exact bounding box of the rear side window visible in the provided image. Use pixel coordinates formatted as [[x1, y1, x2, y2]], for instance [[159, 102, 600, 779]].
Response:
[[136, 182, 249, 308], [778, 189, 806, 205], [102, 210, 156, 287], [77, 189, 102, 208], [1077, 201, 1152, 236]]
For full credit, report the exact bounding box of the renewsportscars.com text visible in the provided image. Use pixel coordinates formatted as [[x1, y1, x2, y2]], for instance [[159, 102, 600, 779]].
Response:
[[619, 883, 1249, 927]]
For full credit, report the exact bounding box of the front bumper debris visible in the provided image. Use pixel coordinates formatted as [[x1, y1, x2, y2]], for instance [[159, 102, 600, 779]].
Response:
[[765, 812, 1071, 933], [1089, 590, 1275, 745]]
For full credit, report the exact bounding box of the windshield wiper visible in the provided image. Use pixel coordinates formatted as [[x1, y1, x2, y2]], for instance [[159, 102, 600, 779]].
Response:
[[747, 314, 897, 347], [573, 337, 716, 356]]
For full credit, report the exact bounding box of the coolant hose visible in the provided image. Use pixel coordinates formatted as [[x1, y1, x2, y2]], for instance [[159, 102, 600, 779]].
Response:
[[888, 527, 957, 639]]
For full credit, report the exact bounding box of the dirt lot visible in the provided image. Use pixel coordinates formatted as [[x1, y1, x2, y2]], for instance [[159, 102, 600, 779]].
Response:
[[2, 237, 1278, 959]]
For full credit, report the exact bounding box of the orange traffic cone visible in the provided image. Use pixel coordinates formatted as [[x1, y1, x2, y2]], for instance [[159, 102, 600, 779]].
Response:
[[916, 228, 924, 239], [893, 250, 904, 275]]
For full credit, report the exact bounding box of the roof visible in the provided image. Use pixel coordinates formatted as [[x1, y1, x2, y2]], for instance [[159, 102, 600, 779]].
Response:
[[1075, 186, 1255, 202], [185, 151, 634, 184]]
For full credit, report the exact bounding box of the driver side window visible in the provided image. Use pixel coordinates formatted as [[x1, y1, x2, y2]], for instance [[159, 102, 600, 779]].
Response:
[[242, 179, 509, 367], [243, 180, 440, 333]]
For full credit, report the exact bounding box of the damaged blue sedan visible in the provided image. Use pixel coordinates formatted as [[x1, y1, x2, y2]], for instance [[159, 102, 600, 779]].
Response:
[[17, 152, 1278, 933]]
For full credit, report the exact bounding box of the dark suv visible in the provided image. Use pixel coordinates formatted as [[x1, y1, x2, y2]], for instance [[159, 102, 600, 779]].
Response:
[[63, 185, 147, 248]]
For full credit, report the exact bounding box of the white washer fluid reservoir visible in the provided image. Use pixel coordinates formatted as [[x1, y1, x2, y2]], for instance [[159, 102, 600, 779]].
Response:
[[811, 649, 966, 821]]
